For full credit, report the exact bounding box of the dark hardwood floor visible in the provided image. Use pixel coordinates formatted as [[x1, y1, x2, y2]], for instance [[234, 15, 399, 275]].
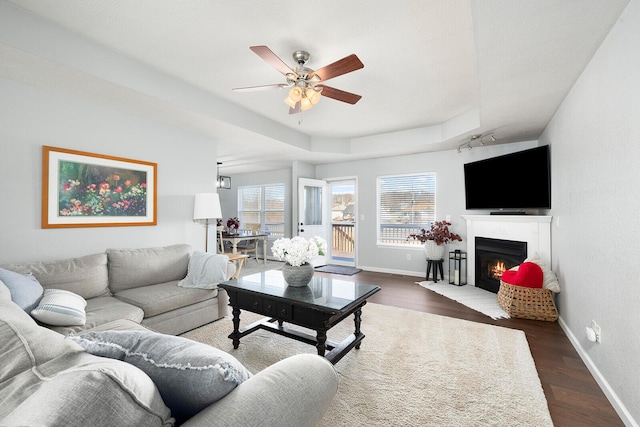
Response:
[[316, 269, 624, 427]]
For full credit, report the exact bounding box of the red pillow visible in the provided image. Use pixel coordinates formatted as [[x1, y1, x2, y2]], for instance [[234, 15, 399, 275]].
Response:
[[501, 262, 543, 288]]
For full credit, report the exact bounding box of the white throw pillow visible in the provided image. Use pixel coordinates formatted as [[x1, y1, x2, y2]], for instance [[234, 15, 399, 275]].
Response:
[[524, 252, 561, 293], [31, 289, 87, 326]]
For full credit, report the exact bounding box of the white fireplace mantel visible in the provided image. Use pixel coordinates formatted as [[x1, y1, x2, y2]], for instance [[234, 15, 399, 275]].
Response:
[[462, 215, 552, 286]]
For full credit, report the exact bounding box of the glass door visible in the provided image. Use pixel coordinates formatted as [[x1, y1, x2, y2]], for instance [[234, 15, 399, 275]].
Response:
[[329, 179, 356, 266], [298, 178, 328, 267]]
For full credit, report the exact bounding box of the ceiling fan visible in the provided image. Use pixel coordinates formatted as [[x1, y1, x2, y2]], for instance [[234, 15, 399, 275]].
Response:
[[233, 45, 364, 114]]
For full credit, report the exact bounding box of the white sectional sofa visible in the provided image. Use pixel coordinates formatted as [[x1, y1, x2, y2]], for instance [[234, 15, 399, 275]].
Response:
[[0, 244, 232, 335]]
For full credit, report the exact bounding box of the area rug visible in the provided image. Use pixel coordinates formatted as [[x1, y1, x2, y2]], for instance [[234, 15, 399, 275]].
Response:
[[418, 281, 510, 320], [182, 303, 551, 426], [315, 264, 362, 275]]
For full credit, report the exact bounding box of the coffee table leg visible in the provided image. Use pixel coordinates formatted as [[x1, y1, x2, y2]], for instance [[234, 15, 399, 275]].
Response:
[[354, 308, 363, 349], [231, 307, 241, 349], [316, 330, 327, 356]]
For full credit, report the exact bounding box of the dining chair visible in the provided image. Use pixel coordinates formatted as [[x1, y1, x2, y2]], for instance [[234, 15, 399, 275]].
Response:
[[237, 224, 261, 262]]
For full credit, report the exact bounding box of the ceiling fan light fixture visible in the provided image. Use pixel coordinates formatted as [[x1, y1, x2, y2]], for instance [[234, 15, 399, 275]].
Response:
[[285, 73, 297, 85], [300, 97, 313, 110], [284, 86, 304, 107], [284, 96, 297, 108], [239, 46, 364, 114], [306, 87, 322, 105], [289, 87, 303, 102]]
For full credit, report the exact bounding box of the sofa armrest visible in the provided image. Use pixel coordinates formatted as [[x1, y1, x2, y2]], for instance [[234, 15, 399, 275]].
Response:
[[182, 354, 338, 427]]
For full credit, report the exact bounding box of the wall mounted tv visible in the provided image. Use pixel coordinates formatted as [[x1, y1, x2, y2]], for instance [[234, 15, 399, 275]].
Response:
[[464, 145, 551, 211]]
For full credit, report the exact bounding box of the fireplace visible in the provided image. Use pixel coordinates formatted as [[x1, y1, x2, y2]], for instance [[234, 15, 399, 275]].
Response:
[[475, 237, 527, 293], [462, 215, 552, 288]]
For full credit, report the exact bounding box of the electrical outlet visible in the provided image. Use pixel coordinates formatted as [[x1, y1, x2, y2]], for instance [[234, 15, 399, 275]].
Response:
[[446, 215, 451, 222], [592, 320, 602, 343], [407, 253, 412, 261]]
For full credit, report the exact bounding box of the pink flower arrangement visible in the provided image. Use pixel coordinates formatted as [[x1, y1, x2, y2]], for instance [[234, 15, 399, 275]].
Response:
[[407, 220, 462, 245], [226, 217, 240, 230]]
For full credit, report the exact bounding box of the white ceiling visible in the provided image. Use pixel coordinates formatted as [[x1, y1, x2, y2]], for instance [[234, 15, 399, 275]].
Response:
[[5, 0, 628, 174]]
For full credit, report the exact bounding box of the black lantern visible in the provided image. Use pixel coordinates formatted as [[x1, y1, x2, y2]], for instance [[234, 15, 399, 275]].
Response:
[[449, 250, 467, 286]]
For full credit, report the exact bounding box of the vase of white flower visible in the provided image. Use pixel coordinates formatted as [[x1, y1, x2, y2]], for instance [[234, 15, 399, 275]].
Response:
[[281, 262, 315, 287], [271, 236, 327, 287]]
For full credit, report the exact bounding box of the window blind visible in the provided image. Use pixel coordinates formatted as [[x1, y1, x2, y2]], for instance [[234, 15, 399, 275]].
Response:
[[377, 173, 436, 245]]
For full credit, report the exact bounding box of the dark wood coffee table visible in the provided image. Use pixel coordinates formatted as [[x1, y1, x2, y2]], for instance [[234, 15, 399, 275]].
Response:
[[219, 270, 380, 364]]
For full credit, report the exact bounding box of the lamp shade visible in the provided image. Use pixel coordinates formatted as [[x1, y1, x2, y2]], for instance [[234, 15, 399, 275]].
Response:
[[193, 193, 222, 220]]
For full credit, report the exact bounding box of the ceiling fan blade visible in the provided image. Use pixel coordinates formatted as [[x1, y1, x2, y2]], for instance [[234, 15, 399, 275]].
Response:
[[317, 85, 362, 105], [249, 45, 295, 76], [312, 54, 364, 82], [232, 84, 289, 92], [289, 102, 301, 115]]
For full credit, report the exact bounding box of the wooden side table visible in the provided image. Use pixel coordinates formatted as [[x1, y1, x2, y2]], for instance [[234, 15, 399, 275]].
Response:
[[426, 259, 444, 283], [227, 253, 250, 279]]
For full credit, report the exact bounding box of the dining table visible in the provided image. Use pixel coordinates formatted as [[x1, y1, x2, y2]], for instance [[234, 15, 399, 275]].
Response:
[[220, 232, 268, 265]]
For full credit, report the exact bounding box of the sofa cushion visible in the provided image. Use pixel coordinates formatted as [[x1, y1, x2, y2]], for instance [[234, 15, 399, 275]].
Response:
[[525, 252, 561, 293], [0, 279, 10, 301], [0, 253, 110, 299], [68, 330, 252, 422], [0, 282, 75, 384], [107, 244, 191, 293], [114, 281, 218, 318], [502, 262, 544, 288], [0, 282, 172, 425], [31, 289, 87, 326], [1, 359, 174, 427], [0, 267, 44, 312], [46, 295, 144, 335]]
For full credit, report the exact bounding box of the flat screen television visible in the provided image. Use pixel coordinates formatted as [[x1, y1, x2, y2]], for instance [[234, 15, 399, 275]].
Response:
[[464, 145, 551, 211]]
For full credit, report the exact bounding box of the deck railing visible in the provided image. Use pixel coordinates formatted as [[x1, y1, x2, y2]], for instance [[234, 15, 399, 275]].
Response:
[[331, 222, 354, 253], [378, 224, 426, 245], [330, 223, 426, 252]]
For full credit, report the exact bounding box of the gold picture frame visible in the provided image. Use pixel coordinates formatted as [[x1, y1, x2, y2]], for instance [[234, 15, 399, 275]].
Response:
[[42, 146, 157, 228]]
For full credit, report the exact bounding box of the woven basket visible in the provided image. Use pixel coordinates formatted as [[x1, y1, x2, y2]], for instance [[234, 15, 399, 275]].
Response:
[[497, 280, 558, 322]]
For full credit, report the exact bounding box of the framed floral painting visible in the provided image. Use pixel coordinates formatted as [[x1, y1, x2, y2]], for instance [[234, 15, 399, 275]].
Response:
[[42, 146, 157, 228]]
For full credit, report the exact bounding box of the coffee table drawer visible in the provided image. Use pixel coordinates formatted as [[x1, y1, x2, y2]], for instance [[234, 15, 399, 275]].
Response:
[[277, 302, 292, 320], [257, 298, 292, 321], [237, 293, 263, 311], [236, 294, 292, 321]]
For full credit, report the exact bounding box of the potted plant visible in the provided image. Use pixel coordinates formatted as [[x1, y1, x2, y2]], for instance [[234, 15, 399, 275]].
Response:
[[407, 220, 462, 260], [271, 236, 327, 287], [226, 217, 240, 234], [216, 219, 224, 232]]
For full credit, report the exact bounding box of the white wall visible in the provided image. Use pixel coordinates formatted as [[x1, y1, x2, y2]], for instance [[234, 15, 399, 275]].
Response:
[[316, 140, 539, 276], [0, 78, 217, 263], [0, 4, 223, 262], [219, 167, 293, 239], [540, 1, 639, 424]]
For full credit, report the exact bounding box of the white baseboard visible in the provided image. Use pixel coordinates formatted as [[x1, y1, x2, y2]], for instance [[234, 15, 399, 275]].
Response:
[[358, 265, 426, 278], [558, 316, 638, 427]]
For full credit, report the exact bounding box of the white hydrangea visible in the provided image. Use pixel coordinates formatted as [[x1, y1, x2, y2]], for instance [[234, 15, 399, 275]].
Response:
[[271, 235, 327, 267]]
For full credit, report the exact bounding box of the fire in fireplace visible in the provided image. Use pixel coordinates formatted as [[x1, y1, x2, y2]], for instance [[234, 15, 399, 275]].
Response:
[[489, 260, 507, 280], [475, 237, 527, 293]]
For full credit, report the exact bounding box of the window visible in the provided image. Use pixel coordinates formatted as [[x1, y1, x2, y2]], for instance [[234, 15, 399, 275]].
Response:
[[377, 173, 436, 246], [238, 184, 285, 237]]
